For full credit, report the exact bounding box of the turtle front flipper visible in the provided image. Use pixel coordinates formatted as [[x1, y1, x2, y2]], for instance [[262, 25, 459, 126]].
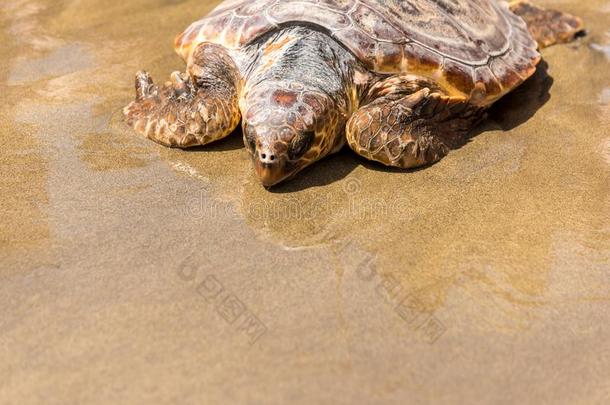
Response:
[[346, 76, 485, 169], [509, 1, 585, 49], [123, 43, 241, 148]]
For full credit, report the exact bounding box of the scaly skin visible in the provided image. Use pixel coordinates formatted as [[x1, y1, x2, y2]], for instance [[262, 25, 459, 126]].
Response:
[[241, 82, 346, 186], [237, 27, 361, 186], [346, 75, 485, 168], [124, 43, 241, 148]]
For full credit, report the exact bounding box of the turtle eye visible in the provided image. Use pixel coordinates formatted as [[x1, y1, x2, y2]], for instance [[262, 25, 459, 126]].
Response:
[[244, 125, 257, 151], [289, 131, 315, 160]]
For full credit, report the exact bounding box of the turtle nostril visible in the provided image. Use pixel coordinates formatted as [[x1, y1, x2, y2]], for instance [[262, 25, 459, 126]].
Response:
[[259, 150, 277, 164]]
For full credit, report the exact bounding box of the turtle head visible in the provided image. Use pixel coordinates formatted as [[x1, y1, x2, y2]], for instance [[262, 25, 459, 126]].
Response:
[[242, 82, 345, 187]]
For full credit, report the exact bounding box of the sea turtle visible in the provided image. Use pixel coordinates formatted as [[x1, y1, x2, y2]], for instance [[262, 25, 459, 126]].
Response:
[[124, 0, 584, 187]]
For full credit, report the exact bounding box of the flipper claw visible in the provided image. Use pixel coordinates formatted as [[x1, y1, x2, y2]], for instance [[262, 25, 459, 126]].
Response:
[[135, 70, 154, 101]]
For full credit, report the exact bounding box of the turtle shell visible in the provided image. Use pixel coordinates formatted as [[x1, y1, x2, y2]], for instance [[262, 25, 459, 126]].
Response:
[[175, 0, 540, 104]]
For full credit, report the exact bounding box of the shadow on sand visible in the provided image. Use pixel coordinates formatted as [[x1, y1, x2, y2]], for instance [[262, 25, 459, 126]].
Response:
[[485, 60, 553, 131], [270, 149, 361, 193]]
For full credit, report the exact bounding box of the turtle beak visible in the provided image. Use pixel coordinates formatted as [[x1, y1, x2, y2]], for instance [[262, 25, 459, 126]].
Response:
[[254, 146, 289, 187]]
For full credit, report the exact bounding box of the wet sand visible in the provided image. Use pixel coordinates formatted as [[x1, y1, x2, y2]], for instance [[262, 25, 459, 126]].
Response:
[[1, 0, 609, 403]]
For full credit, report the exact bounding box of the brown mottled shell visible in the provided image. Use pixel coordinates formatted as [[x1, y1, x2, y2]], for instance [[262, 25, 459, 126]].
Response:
[[175, 0, 540, 105]]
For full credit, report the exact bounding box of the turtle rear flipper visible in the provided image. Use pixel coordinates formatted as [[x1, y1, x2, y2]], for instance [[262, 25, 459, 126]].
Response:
[[509, 1, 586, 48]]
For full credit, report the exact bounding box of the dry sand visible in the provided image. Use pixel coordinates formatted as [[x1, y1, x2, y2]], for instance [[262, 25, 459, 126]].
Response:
[[1, 0, 609, 403]]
